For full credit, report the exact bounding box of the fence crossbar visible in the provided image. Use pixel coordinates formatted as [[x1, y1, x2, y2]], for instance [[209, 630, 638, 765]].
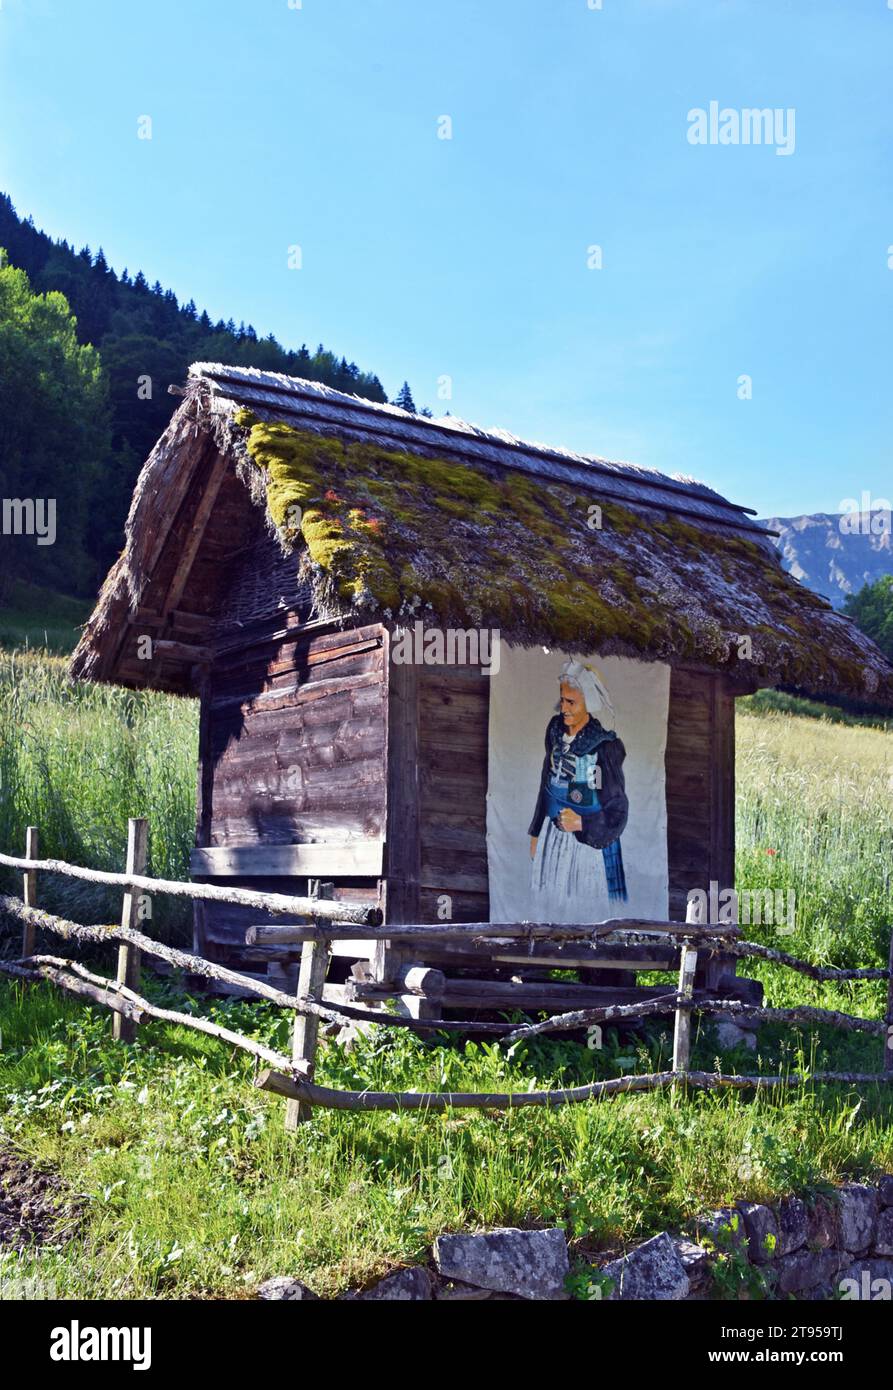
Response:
[[0, 851, 381, 924], [256, 1067, 893, 1113]]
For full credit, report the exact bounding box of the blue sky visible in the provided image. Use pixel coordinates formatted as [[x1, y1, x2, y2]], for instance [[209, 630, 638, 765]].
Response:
[[1, 0, 891, 517]]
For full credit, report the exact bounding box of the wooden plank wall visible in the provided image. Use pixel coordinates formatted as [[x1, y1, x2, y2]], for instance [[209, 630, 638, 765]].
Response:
[[193, 622, 388, 974], [202, 623, 387, 847], [413, 665, 491, 924], [664, 667, 736, 919]]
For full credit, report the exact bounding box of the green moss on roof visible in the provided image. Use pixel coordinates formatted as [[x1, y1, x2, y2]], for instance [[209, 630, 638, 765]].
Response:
[[237, 414, 679, 648], [233, 412, 885, 694]]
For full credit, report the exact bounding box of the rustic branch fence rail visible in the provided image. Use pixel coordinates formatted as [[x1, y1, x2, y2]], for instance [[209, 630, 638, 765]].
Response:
[[1, 823, 892, 1127]]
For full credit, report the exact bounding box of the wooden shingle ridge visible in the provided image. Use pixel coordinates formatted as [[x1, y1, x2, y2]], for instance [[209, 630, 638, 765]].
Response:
[[189, 363, 771, 543]]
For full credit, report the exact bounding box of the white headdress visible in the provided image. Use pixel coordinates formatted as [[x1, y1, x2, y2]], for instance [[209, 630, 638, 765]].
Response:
[[559, 659, 615, 722]]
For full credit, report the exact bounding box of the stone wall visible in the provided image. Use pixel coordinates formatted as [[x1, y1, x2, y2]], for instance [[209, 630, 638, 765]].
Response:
[[257, 1174, 893, 1301]]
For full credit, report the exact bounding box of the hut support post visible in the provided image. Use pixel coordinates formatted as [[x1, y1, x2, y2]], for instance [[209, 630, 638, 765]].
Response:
[[285, 882, 331, 1129], [113, 818, 149, 1044], [673, 942, 698, 1074], [879, 934, 884, 1073], [673, 898, 702, 1075], [21, 826, 38, 959]]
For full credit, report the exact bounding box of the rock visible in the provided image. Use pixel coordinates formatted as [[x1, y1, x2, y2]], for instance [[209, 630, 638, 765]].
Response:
[[775, 1197, 809, 1255], [257, 1276, 319, 1301], [873, 1207, 893, 1257], [799, 1279, 838, 1302], [775, 1249, 843, 1295], [837, 1257, 893, 1300], [836, 1184, 878, 1254], [713, 1019, 757, 1052], [694, 1207, 748, 1252], [737, 1202, 779, 1264], [877, 1174, 893, 1209], [673, 1238, 713, 1291], [600, 1232, 690, 1301], [358, 1267, 432, 1301], [433, 1227, 569, 1300], [805, 1198, 837, 1251]]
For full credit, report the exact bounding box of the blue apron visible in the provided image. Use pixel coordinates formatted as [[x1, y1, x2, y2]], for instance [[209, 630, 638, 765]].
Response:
[[545, 762, 627, 902]]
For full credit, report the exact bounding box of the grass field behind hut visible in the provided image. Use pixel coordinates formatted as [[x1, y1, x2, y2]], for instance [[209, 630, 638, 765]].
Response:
[[1, 651, 892, 1299]]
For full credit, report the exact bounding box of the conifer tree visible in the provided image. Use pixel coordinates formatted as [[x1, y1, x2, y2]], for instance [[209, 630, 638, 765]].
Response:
[[392, 381, 416, 413]]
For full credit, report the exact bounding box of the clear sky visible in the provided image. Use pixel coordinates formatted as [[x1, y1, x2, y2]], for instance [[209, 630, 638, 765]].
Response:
[[1, 0, 891, 517]]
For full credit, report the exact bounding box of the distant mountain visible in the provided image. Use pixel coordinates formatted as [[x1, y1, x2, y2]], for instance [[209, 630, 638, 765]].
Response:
[[761, 512, 893, 610]]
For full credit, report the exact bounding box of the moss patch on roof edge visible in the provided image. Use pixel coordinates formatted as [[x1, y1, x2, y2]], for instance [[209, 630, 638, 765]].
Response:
[[235, 410, 703, 653], [234, 410, 891, 700]]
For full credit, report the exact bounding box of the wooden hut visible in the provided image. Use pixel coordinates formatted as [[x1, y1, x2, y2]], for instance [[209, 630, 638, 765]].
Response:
[[70, 364, 893, 1018]]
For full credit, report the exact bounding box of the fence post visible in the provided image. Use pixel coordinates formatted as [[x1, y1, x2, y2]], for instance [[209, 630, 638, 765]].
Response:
[[673, 899, 701, 1076], [879, 928, 884, 1078], [21, 826, 38, 959], [285, 882, 331, 1130], [113, 817, 149, 1044]]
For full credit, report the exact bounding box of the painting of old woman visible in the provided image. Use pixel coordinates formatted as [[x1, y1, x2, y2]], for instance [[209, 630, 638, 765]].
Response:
[[528, 660, 629, 920]]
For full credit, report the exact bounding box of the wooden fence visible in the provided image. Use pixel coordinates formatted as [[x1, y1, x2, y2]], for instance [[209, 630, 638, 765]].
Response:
[[1, 820, 892, 1128]]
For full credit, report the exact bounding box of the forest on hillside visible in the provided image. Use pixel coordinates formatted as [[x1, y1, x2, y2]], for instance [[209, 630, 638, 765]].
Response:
[[0, 194, 410, 598]]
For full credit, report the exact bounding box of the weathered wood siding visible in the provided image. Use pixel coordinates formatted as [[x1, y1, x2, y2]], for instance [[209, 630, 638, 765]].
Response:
[[664, 667, 736, 919], [193, 622, 388, 977], [416, 664, 490, 924], [202, 624, 387, 848]]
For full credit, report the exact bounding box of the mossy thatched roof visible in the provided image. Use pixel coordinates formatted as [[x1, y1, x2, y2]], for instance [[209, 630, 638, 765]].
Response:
[[69, 364, 893, 707]]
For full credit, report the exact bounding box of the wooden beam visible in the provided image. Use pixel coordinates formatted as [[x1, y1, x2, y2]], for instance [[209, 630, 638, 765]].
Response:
[[0, 851, 381, 923], [169, 609, 214, 632], [411, 939, 678, 972], [440, 978, 692, 1011], [190, 840, 384, 879], [102, 430, 217, 682], [160, 446, 231, 618], [255, 1067, 893, 1114], [153, 639, 213, 665], [245, 919, 739, 945], [349, 962, 446, 1000]]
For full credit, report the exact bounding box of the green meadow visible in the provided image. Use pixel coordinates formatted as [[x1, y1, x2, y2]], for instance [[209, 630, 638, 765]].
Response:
[[1, 650, 892, 1299]]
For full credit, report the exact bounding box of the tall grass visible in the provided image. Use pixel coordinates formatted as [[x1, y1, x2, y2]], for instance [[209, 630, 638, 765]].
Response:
[[0, 650, 198, 936], [736, 707, 893, 981]]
